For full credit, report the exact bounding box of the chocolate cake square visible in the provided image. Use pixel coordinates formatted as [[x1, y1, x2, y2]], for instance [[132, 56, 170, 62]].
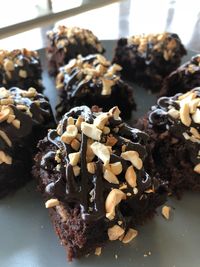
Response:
[[0, 87, 54, 198], [0, 49, 44, 92], [46, 26, 105, 76], [112, 32, 186, 90], [55, 54, 136, 120], [33, 105, 167, 261], [137, 88, 200, 197], [160, 54, 200, 96]]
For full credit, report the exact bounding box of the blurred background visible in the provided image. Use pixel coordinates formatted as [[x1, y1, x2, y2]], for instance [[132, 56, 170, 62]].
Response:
[[0, 0, 200, 51]]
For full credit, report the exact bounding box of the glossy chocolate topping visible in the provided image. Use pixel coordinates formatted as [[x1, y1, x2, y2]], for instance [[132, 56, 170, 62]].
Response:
[[148, 88, 200, 170], [0, 87, 53, 164], [40, 105, 159, 224]]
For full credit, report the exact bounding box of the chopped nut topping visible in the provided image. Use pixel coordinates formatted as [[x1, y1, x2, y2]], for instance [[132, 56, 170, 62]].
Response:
[[19, 69, 27, 78], [106, 135, 118, 146], [125, 165, 137, 187], [67, 116, 74, 125], [3, 59, 14, 71], [73, 165, 80, 176], [105, 189, 126, 220], [109, 106, 121, 120], [93, 112, 109, 130], [0, 107, 11, 122], [103, 126, 110, 134], [110, 162, 122, 175], [61, 125, 78, 144], [0, 150, 12, 164], [194, 163, 200, 174], [168, 107, 179, 119], [90, 142, 110, 165], [121, 151, 143, 170], [45, 198, 60, 208], [12, 119, 20, 129], [104, 169, 119, 184], [70, 138, 80, 151], [95, 247, 102, 256], [162, 205, 171, 220], [87, 162, 96, 174], [180, 103, 191, 127], [190, 127, 200, 139], [108, 225, 125, 241], [81, 122, 102, 141], [189, 98, 200, 114], [192, 108, 200, 124], [122, 228, 138, 244], [75, 116, 85, 129], [21, 87, 37, 98], [0, 130, 12, 147], [101, 78, 115, 95], [68, 152, 80, 166]]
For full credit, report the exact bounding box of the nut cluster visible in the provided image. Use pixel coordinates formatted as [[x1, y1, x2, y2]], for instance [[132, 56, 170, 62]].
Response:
[[167, 88, 200, 173], [47, 25, 104, 53], [128, 32, 178, 61], [56, 54, 122, 95]]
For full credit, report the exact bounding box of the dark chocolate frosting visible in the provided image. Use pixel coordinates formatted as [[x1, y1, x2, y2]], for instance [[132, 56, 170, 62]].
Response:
[[0, 87, 53, 164], [40, 105, 163, 225], [148, 88, 200, 171], [0, 49, 43, 91]]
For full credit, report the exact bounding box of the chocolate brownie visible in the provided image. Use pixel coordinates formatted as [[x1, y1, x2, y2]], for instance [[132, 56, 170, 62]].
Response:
[[33, 105, 167, 261], [0, 87, 54, 198], [138, 88, 200, 197], [46, 26, 105, 76], [112, 32, 187, 90], [160, 54, 200, 96], [0, 49, 44, 92], [56, 54, 136, 120]]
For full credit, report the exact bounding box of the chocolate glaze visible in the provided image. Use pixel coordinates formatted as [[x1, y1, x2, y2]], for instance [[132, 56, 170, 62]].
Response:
[[40, 106, 165, 224], [148, 88, 200, 166]]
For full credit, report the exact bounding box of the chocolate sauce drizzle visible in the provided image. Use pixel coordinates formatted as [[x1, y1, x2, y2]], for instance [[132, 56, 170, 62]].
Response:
[[41, 106, 156, 222]]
